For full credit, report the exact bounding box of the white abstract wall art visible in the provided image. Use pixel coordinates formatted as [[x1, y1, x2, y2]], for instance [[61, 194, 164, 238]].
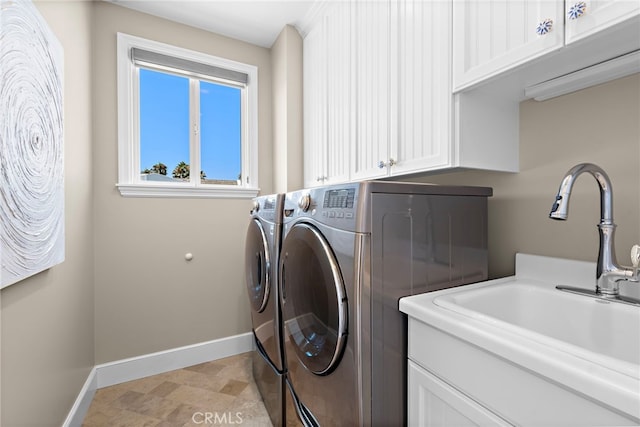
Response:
[[0, 0, 64, 289]]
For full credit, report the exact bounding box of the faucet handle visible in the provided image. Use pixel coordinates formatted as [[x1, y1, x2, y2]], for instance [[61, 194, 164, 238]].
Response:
[[631, 244, 640, 267], [630, 244, 640, 281]]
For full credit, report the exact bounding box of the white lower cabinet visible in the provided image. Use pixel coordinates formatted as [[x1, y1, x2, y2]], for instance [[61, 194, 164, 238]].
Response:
[[408, 360, 512, 427], [405, 317, 640, 426]]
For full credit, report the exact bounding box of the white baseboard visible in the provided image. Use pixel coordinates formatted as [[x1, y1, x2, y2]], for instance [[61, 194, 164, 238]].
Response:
[[96, 332, 254, 388], [63, 332, 254, 427], [62, 367, 97, 427]]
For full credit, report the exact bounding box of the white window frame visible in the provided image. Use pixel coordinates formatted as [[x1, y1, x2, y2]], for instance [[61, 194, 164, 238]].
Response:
[[116, 33, 259, 198]]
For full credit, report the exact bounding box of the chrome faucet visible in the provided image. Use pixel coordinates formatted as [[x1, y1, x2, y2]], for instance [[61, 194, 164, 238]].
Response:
[[549, 163, 639, 305]]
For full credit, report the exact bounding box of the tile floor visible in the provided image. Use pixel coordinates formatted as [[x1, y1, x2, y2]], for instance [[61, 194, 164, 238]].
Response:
[[82, 352, 272, 427]]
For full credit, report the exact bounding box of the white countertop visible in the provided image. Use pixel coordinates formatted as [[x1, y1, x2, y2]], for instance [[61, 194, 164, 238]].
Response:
[[399, 253, 640, 420]]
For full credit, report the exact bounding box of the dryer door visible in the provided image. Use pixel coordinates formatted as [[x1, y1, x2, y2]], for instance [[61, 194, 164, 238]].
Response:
[[245, 219, 271, 313], [280, 223, 348, 375]]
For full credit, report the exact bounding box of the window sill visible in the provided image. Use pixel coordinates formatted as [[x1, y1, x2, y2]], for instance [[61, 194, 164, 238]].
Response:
[[116, 183, 260, 199]]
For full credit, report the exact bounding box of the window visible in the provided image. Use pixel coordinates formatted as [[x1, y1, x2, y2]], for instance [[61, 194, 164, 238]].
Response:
[[116, 33, 259, 198]]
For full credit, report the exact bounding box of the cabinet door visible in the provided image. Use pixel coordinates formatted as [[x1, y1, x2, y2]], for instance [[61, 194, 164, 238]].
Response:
[[392, 0, 452, 175], [453, 0, 564, 92], [408, 360, 512, 427], [324, 2, 351, 185], [351, 0, 391, 181], [303, 22, 327, 188], [565, 0, 640, 44]]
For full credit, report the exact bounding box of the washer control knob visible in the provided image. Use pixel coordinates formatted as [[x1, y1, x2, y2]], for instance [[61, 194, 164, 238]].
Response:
[[252, 200, 260, 213], [298, 193, 311, 212]]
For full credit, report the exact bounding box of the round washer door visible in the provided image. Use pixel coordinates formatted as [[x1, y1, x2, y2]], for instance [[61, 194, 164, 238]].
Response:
[[280, 223, 348, 376], [245, 219, 271, 313]]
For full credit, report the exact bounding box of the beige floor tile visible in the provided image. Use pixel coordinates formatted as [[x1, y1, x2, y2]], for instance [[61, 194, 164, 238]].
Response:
[[156, 366, 228, 393], [97, 408, 160, 427], [164, 402, 202, 425], [148, 381, 181, 398], [126, 374, 170, 394], [82, 352, 272, 427], [165, 384, 236, 410], [111, 390, 146, 411], [184, 361, 225, 376], [219, 379, 249, 397], [91, 383, 133, 406]]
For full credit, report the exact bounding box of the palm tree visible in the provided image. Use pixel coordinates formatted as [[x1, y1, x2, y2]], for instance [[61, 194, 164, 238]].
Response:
[[144, 162, 167, 175], [173, 161, 190, 179]]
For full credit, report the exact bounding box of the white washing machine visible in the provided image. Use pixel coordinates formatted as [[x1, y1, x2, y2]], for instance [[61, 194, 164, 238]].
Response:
[[245, 194, 286, 426], [280, 181, 492, 426]]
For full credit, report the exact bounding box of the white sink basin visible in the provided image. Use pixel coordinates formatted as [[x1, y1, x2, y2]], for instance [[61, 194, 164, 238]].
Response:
[[400, 253, 640, 425], [434, 280, 640, 376]]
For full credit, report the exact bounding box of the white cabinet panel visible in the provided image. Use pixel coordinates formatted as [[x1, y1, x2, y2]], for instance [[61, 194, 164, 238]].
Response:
[[302, 0, 521, 186], [408, 361, 512, 427], [394, 0, 452, 174], [325, 2, 352, 185], [353, 0, 455, 179], [453, 0, 564, 91], [303, 23, 326, 187], [302, 3, 351, 188], [351, 0, 391, 181], [565, 0, 640, 44]]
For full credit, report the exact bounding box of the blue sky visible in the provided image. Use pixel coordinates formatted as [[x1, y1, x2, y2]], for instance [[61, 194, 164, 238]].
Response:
[[139, 68, 241, 181]]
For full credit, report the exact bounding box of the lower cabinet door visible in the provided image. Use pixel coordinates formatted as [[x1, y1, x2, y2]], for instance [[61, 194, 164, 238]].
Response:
[[408, 360, 512, 427]]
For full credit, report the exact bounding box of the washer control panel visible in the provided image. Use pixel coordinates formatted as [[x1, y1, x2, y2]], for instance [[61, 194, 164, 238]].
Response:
[[323, 188, 355, 209], [283, 185, 360, 232]]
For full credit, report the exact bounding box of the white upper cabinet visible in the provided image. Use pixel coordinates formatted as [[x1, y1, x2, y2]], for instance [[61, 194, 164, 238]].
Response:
[[565, 0, 640, 44], [454, 0, 640, 92], [351, 0, 392, 181], [300, 0, 638, 188], [302, 22, 326, 187], [393, 0, 452, 176], [324, 2, 352, 186], [453, 0, 565, 92], [304, 0, 457, 185], [302, 3, 351, 188]]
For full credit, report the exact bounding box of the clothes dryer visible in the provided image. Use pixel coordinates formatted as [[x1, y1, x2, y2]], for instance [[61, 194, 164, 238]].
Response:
[[245, 194, 285, 426], [280, 181, 492, 426]]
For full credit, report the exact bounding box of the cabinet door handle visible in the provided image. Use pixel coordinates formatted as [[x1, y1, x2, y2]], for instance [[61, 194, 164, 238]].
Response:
[[567, 2, 586, 20], [378, 159, 397, 169], [536, 19, 553, 35]]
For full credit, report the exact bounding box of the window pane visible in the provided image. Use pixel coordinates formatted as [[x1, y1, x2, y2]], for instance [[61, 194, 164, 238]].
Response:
[[200, 81, 241, 185], [139, 68, 190, 183]]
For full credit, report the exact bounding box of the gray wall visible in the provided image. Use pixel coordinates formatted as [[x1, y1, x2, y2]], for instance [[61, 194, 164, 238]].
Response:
[[1, 2, 95, 426], [92, 2, 274, 364], [409, 74, 640, 279], [272, 25, 304, 192]]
